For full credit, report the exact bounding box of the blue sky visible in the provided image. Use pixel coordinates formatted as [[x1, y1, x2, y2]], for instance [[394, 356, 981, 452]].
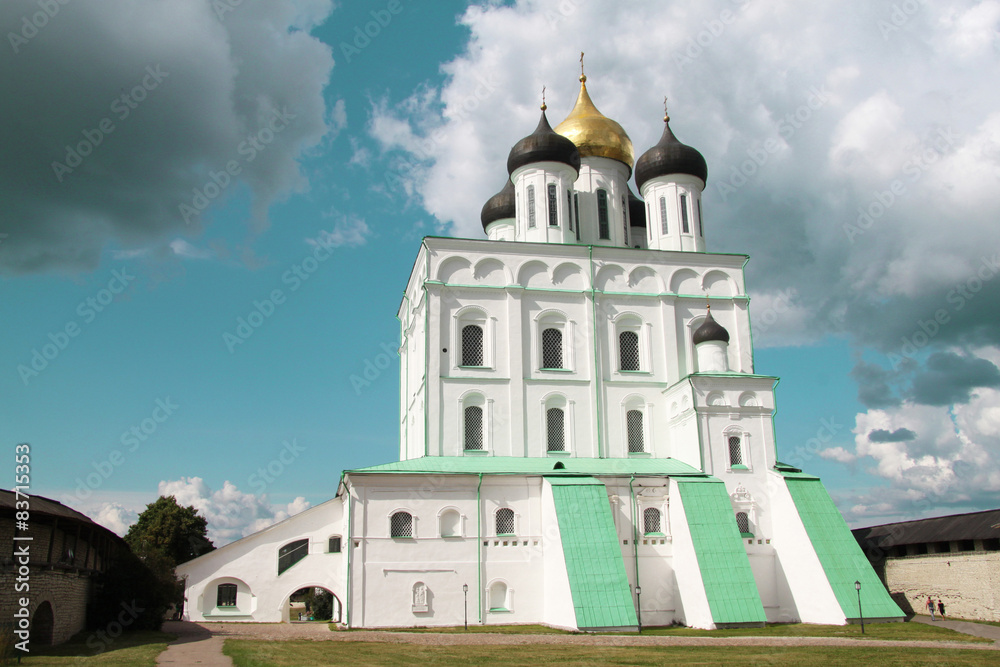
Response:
[[3, 0, 999, 544]]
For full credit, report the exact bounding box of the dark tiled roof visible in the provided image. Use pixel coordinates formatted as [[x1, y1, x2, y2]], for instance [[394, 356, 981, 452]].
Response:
[[0, 488, 103, 527], [852, 508, 1000, 547]]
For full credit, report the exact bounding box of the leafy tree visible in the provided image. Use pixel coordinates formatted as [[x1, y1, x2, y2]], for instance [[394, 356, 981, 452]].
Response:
[[125, 495, 215, 566]]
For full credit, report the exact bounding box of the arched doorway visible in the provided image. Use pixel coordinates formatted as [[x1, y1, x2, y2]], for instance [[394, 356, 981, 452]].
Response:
[[286, 586, 342, 623], [31, 601, 54, 646]]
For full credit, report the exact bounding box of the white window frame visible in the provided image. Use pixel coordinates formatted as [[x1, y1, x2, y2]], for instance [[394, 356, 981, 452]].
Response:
[[542, 393, 574, 455], [724, 427, 751, 472], [454, 307, 494, 370], [613, 314, 648, 375], [438, 507, 464, 538], [621, 395, 650, 456], [494, 507, 517, 536], [487, 579, 513, 613], [460, 392, 490, 453], [389, 509, 416, 539], [534, 311, 575, 372]]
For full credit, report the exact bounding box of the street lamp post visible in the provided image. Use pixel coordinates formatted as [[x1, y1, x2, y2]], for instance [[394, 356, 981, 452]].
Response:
[[855, 580, 865, 634], [463, 584, 469, 631], [635, 585, 642, 634]]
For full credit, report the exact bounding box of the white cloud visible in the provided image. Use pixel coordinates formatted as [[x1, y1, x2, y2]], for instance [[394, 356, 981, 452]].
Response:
[[93, 502, 139, 536], [307, 214, 371, 249], [168, 239, 214, 260], [159, 477, 310, 546], [819, 446, 857, 464]]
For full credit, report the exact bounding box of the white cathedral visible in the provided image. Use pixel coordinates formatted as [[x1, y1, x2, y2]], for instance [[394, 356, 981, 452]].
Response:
[[178, 68, 903, 631]]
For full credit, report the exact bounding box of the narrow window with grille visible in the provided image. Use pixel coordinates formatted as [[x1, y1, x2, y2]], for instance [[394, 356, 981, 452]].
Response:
[[464, 406, 483, 450], [728, 435, 742, 466], [621, 195, 629, 246], [390, 511, 413, 538], [736, 511, 751, 535], [461, 324, 484, 366], [527, 185, 535, 228], [647, 203, 652, 239], [574, 194, 581, 240], [627, 410, 644, 453], [546, 408, 565, 451], [541, 328, 563, 369], [619, 331, 639, 371], [548, 183, 558, 226], [680, 193, 690, 233], [659, 196, 668, 234], [496, 508, 515, 535], [597, 189, 609, 239], [643, 507, 661, 534], [697, 199, 703, 236], [567, 190, 573, 231]]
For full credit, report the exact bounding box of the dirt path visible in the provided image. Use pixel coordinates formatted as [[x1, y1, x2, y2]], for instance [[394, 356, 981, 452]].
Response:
[[198, 620, 997, 650]]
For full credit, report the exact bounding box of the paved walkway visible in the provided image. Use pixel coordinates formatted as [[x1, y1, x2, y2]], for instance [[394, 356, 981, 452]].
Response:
[[157, 621, 233, 666], [158, 618, 998, 665], [911, 614, 1000, 642]]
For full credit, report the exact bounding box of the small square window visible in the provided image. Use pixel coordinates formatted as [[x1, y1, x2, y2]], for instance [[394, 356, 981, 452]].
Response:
[[328, 536, 341, 553]]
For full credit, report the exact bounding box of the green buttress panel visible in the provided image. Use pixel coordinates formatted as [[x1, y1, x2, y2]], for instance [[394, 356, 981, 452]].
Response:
[[548, 477, 638, 630], [784, 478, 904, 619], [676, 479, 767, 625]]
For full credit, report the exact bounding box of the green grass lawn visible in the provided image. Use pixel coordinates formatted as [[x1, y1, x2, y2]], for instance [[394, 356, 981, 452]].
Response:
[[11, 630, 175, 666], [339, 621, 989, 643], [224, 641, 998, 667]]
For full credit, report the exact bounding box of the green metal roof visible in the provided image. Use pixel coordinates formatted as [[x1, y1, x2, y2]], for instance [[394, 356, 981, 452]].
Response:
[[676, 479, 767, 626], [784, 477, 904, 620], [548, 477, 638, 630], [346, 456, 703, 477]]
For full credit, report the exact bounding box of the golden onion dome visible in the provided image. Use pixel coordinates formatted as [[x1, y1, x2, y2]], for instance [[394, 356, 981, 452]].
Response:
[[554, 76, 634, 173]]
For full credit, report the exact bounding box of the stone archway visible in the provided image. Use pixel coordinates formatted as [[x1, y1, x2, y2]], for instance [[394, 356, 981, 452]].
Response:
[[284, 586, 342, 623], [31, 601, 54, 646]]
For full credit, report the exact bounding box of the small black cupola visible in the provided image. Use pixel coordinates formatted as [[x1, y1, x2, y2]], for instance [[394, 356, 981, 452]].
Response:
[[507, 107, 581, 176], [635, 109, 708, 190], [480, 179, 515, 231], [693, 306, 730, 345]]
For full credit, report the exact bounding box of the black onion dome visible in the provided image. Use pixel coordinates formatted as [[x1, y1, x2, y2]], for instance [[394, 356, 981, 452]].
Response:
[[481, 179, 515, 230], [693, 308, 730, 345], [507, 110, 581, 176], [627, 188, 646, 229], [635, 119, 708, 190]]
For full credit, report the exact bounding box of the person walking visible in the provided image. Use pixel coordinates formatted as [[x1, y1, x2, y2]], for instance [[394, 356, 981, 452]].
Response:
[[937, 599, 945, 618], [927, 596, 936, 620]]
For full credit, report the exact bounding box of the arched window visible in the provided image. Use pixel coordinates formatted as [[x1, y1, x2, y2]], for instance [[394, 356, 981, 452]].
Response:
[[659, 196, 668, 234], [546, 408, 565, 452], [728, 435, 743, 466], [597, 189, 610, 239], [541, 328, 563, 369], [680, 193, 690, 233], [527, 185, 536, 228], [464, 405, 483, 450], [278, 539, 308, 575], [217, 583, 237, 607], [627, 410, 644, 453], [548, 183, 558, 226], [440, 509, 462, 538], [461, 325, 484, 366], [489, 581, 509, 611], [567, 190, 573, 231], [736, 511, 751, 536], [643, 508, 662, 534], [496, 508, 515, 535], [619, 331, 640, 371], [574, 193, 581, 240], [621, 194, 628, 246], [390, 511, 413, 538]]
